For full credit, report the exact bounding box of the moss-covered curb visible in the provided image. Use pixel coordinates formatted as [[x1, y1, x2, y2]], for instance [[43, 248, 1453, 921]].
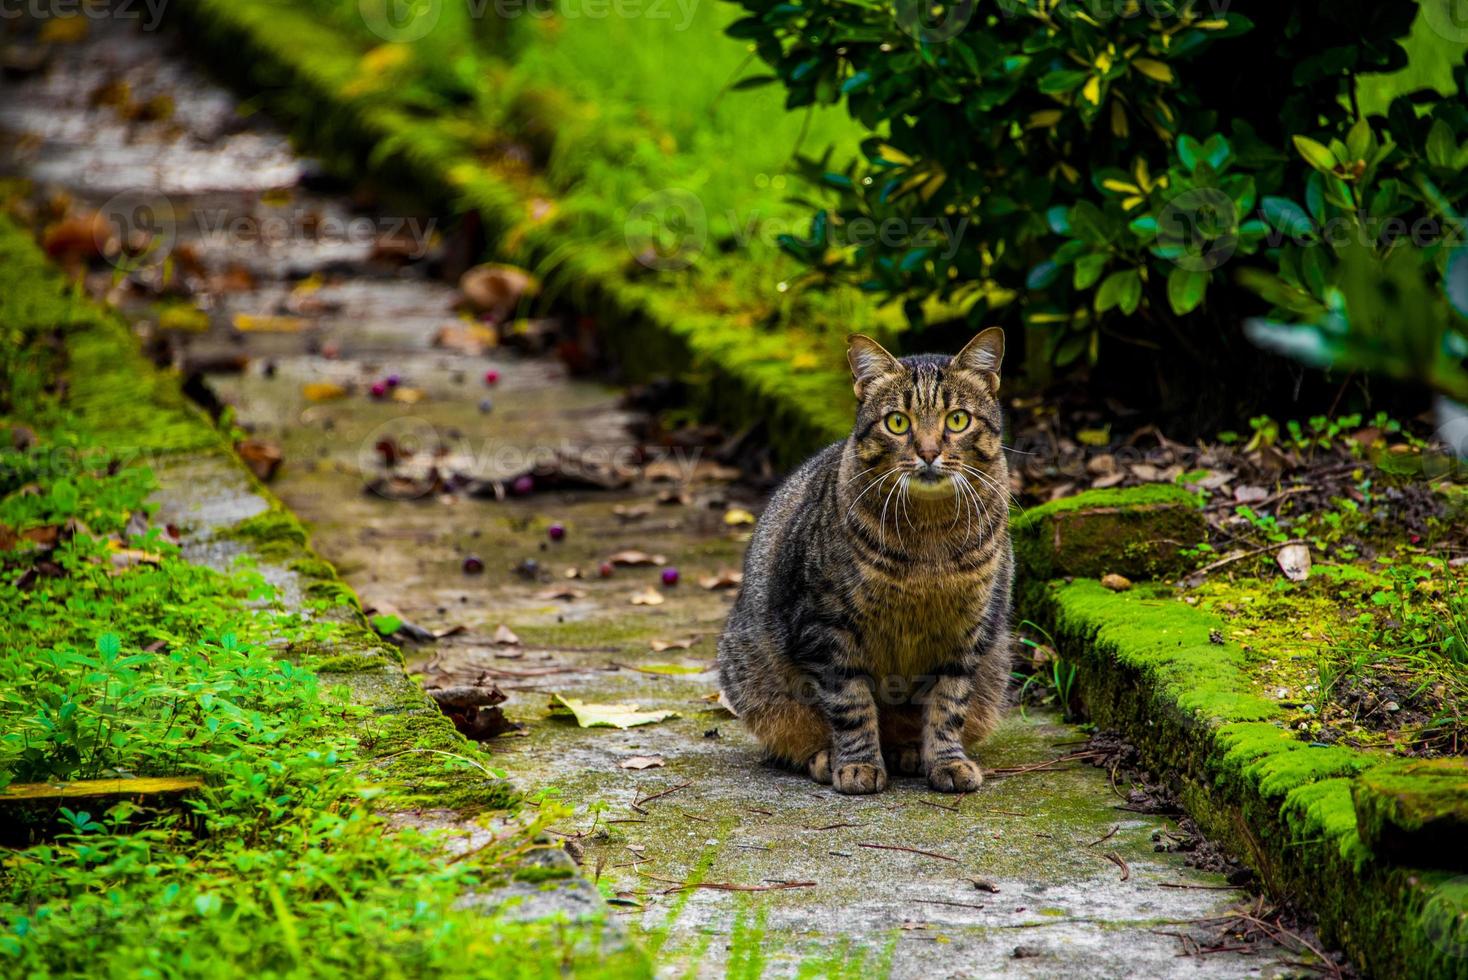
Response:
[[166, 0, 853, 468], [0, 213, 649, 975], [1012, 484, 1207, 584], [1022, 574, 1468, 978]]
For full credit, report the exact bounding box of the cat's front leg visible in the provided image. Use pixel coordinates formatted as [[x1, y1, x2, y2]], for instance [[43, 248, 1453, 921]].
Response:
[[817, 671, 888, 794], [919, 667, 985, 792]]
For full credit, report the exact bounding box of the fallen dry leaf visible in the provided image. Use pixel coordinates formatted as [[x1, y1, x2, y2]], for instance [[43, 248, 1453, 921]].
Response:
[[237, 438, 282, 482], [1276, 543, 1312, 583], [432, 322, 499, 355], [619, 755, 665, 770], [723, 508, 756, 527], [612, 504, 651, 522], [649, 637, 697, 652], [700, 570, 743, 590], [389, 387, 426, 405], [303, 382, 348, 402], [609, 550, 666, 567], [232, 313, 307, 334], [1233, 485, 1269, 504], [548, 694, 679, 729], [460, 263, 538, 319], [493, 624, 522, 646], [630, 588, 665, 606], [1100, 573, 1132, 592], [536, 586, 587, 601]]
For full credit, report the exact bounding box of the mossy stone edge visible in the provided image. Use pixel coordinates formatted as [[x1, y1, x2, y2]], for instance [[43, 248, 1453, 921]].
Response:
[[1024, 575, 1468, 979]]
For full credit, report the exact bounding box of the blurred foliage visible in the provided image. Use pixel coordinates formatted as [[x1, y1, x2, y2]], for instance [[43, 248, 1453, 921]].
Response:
[[725, 0, 1468, 396]]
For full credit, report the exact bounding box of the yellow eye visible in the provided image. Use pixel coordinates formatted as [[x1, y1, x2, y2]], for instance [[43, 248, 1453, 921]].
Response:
[[946, 410, 971, 433], [884, 412, 911, 435]]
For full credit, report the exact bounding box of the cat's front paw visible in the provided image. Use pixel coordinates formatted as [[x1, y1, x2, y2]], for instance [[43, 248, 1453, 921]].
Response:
[[833, 761, 888, 795], [807, 749, 832, 784], [928, 758, 983, 792]]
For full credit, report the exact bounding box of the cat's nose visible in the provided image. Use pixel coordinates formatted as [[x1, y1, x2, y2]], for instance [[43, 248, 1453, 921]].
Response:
[[916, 446, 940, 464]]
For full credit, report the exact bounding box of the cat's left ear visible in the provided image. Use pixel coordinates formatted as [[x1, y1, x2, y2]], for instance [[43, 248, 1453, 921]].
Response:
[[953, 327, 1004, 396]]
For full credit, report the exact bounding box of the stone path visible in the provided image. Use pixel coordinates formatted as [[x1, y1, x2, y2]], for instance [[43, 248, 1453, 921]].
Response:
[[1, 18, 1300, 977]]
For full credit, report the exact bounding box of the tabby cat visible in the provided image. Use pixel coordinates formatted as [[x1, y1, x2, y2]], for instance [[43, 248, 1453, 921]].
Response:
[[717, 330, 1013, 795]]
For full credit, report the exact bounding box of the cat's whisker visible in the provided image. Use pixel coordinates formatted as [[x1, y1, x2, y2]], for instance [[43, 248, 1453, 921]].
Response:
[[878, 474, 905, 551], [955, 462, 1025, 517]]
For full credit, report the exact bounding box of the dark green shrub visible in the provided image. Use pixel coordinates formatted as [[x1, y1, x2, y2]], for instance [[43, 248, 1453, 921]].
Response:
[[726, 0, 1468, 404]]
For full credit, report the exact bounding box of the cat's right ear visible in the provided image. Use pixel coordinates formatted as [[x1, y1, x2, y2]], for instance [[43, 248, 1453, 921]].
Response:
[[847, 334, 900, 400]]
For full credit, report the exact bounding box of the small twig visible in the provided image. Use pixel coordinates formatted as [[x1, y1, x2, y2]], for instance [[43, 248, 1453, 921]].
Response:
[[914, 898, 987, 911], [743, 806, 773, 816], [982, 807, 1026, 817], [1182, 538, 1306, 583], [1104, 851, 1130, 881], [1087, 824, 1120, 847], [1156, 882, 1245, 891], [857, 842, 958, 863], [637, 871, 815, 894], [632, 780, 692, 809], [804, 821, 864, 831], [917, 798, 960, 813], [676, 808, 712, 824]]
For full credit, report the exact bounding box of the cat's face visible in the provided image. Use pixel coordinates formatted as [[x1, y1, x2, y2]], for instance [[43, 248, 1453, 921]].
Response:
[[846, 330, 1005, 499]]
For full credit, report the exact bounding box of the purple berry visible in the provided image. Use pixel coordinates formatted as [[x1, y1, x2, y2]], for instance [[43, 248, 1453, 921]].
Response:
[[512, 475, 534, 496], [548, 522, 566, 541], [385, 373, 402, 388], [370, 381, 388, 399], [478, 398, 493, 414], [661, 567, 679, 587], [462, 555, 484, 574]]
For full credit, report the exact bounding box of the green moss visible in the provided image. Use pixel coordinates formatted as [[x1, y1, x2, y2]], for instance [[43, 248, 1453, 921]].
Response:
[[1354, 759, 1468, 870], [1023, 576, 1468, 978], [289, 557, 339, 580], [513, 865, 574, 884], [222, 507, 310, 557], [313, 653, 393, 673], [1012, 485, 1206, 582]]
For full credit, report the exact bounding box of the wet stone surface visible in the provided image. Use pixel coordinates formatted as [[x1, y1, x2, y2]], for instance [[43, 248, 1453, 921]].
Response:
[[1, 17, 1308, 978]]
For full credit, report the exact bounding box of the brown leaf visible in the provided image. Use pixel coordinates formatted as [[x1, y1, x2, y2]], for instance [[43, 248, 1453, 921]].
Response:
[[232, 313, 307, 334], [1089, 472, 1126, 489], [432, 322, 499, 355], [619, 755, 665, 770], [699, 570, 743, 590], [493, 624, 522, 646], [612, 504, 652, 522], [608, 550, 666, 567], [237, 438, 283, 482], [630, 588, 665, 606], [303, 382, 348, 402], [536, 586, 587, 601], [459, 263, 538, 319], [1100, 573, 1132, 593], [649, 637, 698, 652]]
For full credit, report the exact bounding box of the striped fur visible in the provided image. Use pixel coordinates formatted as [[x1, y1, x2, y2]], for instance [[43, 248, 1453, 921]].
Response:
[[718, 330, 1014, 794]]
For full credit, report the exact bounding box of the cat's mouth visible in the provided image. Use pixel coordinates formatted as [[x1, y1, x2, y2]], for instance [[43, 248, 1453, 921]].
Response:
[[907, 465, 953, 496]]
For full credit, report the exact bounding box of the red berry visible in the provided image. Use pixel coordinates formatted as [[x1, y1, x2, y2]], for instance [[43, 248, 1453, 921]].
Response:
[[598, 562, 613, 578], [370, 381, 388, 399], [484, 369, 500, 385], [548, 522, 566, 541], [462, 555, 484, 574], [661, 567, 679, 587]]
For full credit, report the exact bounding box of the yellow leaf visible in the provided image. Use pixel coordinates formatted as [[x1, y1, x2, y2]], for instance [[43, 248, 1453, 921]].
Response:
[[158, 306, 210, 333], [1081, 76, 1102, 105], [302, 382, 348, 403], [1194, 19, 1229, 29], [548, 694, 679, 729], [1095, 52, 1113, 74], [360, 43, 412, 76], [1121, 196, 1145, 211], [875, 143, 914, 166], [232, 314, 306, 334], [1132, 59, 1174, 84], [1077, 426, 1111, 446], [1101, 179, 1140, 194], [1058, 163, 1080, 184], [723, 508, 756, 527], [1111, 101, 1129, 139], [39, 16, 88, 43], [789, 352, 820, 371], [1026, 110, 1064, 129]]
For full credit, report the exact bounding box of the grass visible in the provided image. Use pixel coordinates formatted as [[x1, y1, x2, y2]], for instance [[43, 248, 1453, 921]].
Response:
[[0, 213, 645, 977]]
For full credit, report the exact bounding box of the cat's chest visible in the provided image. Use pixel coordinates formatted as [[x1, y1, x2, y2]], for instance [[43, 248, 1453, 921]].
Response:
[[851, 575, 987, 673]]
